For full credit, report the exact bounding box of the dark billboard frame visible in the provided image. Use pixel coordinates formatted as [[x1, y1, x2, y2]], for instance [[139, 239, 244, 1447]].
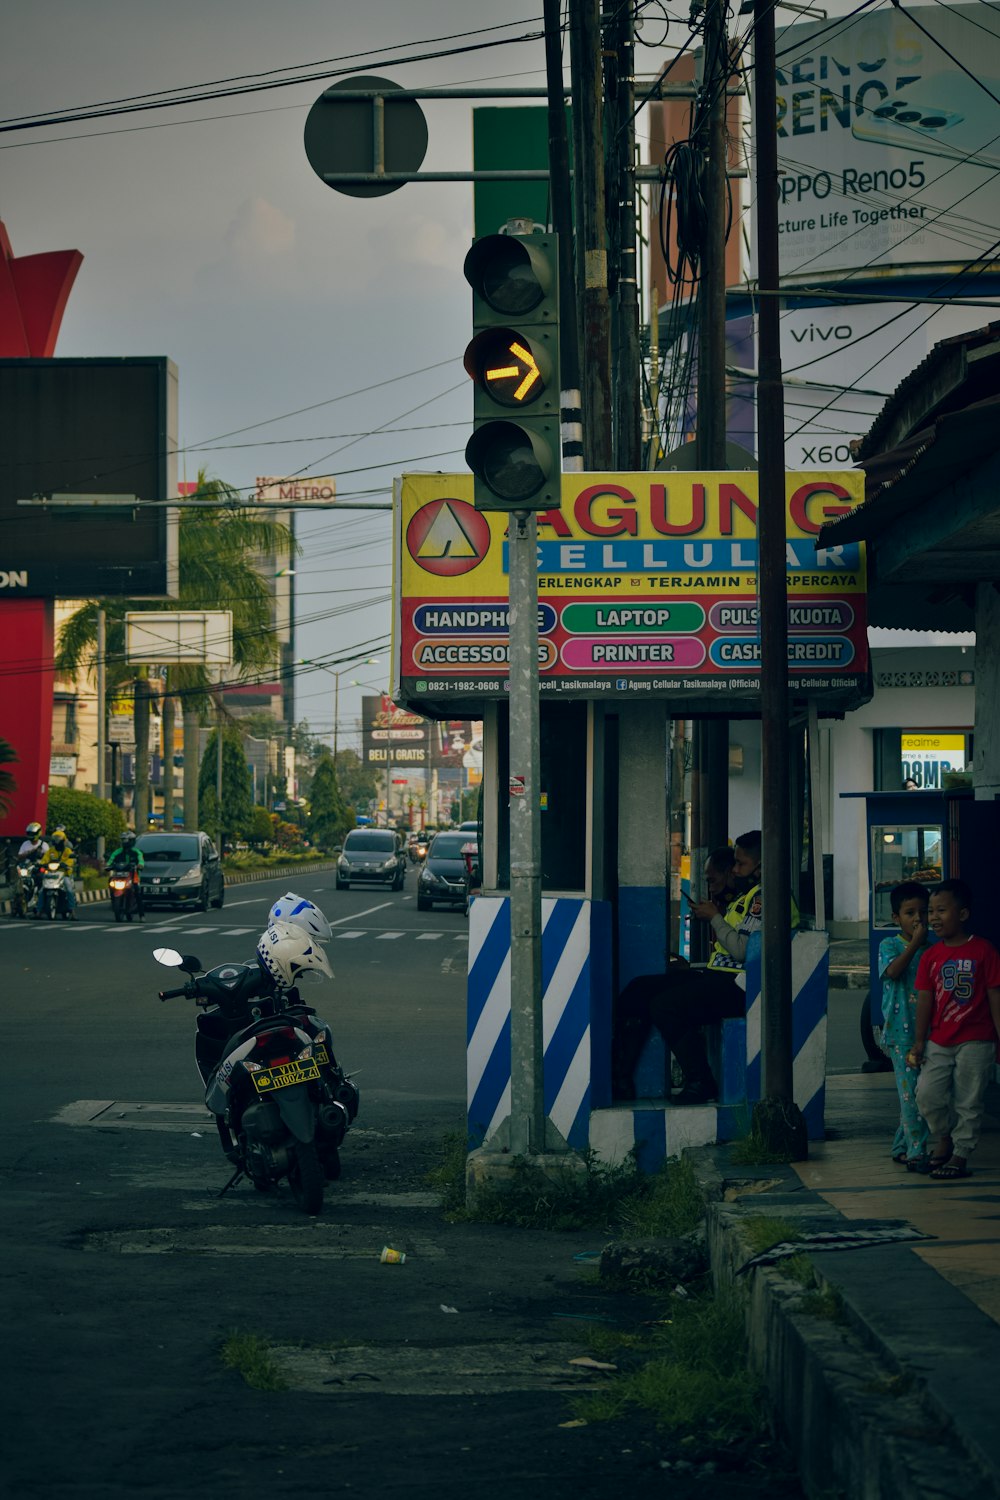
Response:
[[0, 356, 178, 598]]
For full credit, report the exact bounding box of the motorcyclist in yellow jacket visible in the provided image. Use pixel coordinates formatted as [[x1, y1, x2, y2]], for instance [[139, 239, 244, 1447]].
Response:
[[37, 826, 78, 919]]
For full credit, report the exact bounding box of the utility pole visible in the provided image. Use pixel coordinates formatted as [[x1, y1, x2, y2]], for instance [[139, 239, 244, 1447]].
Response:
[[569, 0, 613, 467], [606, 0, 642, 469], [753, 0, 806, 1159], [690, 0, 733, 952], [543, 0, 583, 472], [216, 685, 224, 851], [385, 695, 393, 827], [96, 607, 107, 866]]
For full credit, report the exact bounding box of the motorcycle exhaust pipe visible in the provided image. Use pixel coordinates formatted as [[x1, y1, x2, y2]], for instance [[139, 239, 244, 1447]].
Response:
[[319, 1102, 349, 1144]]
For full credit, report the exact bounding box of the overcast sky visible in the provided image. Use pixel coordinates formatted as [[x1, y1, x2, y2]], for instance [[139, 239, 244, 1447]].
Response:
[[2, 1, 599, 742]]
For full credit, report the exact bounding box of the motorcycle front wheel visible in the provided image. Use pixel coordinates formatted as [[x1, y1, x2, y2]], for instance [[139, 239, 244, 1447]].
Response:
[[288, 1140, 324, 1215]]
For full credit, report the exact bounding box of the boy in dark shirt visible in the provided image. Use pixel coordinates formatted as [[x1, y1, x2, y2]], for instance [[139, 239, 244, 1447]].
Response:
[[912, 879, 1000, 1181]]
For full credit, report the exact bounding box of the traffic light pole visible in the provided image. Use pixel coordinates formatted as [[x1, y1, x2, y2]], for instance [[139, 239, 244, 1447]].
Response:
[[507, 510, 546, 1156]]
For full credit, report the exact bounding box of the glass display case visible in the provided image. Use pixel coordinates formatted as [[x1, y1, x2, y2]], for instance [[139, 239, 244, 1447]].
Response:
[[870, 819, 944, 929]]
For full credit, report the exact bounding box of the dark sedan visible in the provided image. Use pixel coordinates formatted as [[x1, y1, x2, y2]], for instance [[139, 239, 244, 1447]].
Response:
[[416, 831, 472, 912]]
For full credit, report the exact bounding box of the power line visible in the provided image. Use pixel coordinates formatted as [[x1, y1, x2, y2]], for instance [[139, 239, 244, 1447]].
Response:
[[0, 24, 552, 136], [0, 18, 544, 128]]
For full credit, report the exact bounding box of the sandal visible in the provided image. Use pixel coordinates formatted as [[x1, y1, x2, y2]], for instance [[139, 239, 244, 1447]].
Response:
[[929, 1149, 953, 1170], [892, 1152, 907, 1164], [930, 1161, 970, 1181], [905, 1156, 932, 1174]]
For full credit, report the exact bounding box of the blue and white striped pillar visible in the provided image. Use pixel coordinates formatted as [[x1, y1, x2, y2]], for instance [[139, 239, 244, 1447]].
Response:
[[467, 895, 612, 1150], [732, 928, 829, 1139]]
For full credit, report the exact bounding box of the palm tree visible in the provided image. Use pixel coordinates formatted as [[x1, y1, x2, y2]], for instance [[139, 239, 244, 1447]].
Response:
[[56, 472, 297, 831]]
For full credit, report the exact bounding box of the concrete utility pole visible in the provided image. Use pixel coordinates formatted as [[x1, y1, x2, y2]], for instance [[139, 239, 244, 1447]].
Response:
[[507, 510, 546, 1156], [752, 0, 807, 1159], [96, 608, 107, 866], [569, 0, 613, 467], [606, 0, 642, 469], [690, 0, 733, 951], [543, 0, 583, 472]]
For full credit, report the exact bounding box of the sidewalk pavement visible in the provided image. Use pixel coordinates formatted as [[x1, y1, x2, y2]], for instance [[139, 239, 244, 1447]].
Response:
[[698, 1067, 1000, 1498]]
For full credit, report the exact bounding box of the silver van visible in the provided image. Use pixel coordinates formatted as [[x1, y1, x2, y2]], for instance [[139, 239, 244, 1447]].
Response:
[[137, 832, 225, 910], [336, 828, 407, 891]]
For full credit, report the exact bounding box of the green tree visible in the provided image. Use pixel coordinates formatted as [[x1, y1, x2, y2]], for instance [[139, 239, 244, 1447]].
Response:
[[308, 755, 350, 850], [55, 470, 297, 831], [334, 748, 380, 818], [199, 729, 254, 846], [248, 806, 275, 847], [47, 787, 126, 856]]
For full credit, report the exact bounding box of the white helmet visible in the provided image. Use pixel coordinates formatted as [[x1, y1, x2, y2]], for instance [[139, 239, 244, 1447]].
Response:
[[267, 892, 332, 944], [257, 920, 333, 989]]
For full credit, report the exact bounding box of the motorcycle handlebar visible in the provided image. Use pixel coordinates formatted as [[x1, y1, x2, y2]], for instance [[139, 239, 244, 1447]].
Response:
[[158, 985, 192, 1001]]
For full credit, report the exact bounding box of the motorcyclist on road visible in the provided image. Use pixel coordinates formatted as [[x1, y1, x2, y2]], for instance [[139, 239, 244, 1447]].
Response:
[[12, 823, 48, 917], [107, 830, 144, 916], [17, 822, 49, 862], [38, 826, 78, 919]]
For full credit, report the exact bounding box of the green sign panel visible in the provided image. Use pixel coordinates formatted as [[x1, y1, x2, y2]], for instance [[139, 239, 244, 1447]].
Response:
[[561, 602, 706, 635]]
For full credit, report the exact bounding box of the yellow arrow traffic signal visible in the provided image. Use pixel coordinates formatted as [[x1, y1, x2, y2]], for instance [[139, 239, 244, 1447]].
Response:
[[484, 341, 541, 403]]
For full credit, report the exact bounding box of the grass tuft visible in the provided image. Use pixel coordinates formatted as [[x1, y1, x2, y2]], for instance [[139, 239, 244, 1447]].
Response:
[[427, 1134, 706, 1236], [729, 1128, 797, 1166], [740, 1215, 804, 1255], [220, 1331, 289, 1391], [799, 1284, 845, 1323], [573, 1288, 764, 1444]]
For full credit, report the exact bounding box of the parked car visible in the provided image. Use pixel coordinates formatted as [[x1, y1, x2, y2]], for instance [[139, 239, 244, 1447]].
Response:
[[136, 832, 225, 911], [336, 828, 407, 890], [417, 831, 472, 911]]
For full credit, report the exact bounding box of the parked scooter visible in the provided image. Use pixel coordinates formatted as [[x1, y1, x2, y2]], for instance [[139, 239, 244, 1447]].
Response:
[[154, 923, 357, 1214], [109, 867, 142, 923], [40, 857, 73, 920]]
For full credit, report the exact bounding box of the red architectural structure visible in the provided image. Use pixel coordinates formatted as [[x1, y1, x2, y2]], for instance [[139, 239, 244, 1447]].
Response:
[[0, 222, 83, 837]]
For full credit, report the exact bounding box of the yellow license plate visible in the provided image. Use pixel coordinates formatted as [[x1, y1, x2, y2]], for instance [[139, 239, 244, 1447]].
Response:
[[313, 1044, 330, 1066], [251, 1058, 320, 1092]]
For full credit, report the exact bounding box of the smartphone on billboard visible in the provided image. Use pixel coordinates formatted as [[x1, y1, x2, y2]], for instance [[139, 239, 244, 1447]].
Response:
[[851, 73, 1000, 170]]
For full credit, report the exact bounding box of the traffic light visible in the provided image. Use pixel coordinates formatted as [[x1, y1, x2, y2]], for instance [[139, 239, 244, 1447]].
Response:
[[463, 231, 560, 512]]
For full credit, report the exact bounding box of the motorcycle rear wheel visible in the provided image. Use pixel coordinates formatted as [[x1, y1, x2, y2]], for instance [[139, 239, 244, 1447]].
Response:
[[288, 1140, 324, 1215]]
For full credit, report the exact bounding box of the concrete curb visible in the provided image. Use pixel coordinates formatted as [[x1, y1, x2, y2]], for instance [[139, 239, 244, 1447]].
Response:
[[686, 1148, 1000, 1499], [0, 861, 340, 917], [828, 967, 870, 990]]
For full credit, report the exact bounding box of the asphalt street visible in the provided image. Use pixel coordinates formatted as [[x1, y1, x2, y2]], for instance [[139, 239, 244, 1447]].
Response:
[[1, 869, 851, 1498]]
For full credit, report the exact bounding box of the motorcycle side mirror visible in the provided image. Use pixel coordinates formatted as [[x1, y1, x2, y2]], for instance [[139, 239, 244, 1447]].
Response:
[[153, 948, 184, 968], [153, 948, 203, 974]]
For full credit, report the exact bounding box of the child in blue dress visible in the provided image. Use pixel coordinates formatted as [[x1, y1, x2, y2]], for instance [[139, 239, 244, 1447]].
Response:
[[878, 880, 931, 1171]]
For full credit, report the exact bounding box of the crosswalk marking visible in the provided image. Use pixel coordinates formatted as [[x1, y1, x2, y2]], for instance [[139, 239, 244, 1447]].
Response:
[[1, 920, 468, 944]]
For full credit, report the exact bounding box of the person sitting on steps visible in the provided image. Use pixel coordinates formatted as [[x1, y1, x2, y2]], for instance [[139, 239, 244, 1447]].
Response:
[[611, 844, 743, 1102]]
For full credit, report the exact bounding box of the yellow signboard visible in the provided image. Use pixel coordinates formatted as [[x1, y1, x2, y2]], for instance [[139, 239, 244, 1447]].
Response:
[[395, 470, 869, 710]]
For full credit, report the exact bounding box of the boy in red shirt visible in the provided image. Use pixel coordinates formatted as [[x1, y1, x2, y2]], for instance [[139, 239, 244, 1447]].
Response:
[[911, 879, 1000, 1181]]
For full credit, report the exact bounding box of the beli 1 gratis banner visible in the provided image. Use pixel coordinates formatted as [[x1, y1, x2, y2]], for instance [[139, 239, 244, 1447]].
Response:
[[394, 470, 869, 713]]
